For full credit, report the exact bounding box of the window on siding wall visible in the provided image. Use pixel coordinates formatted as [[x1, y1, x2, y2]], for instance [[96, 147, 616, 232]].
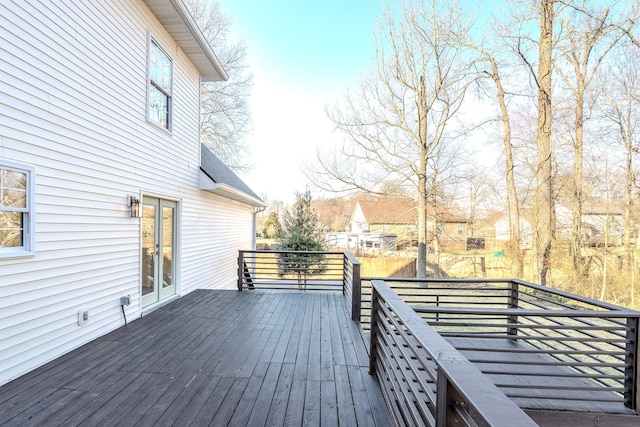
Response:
[[0, 161, 35, 257], [148, 39, 172, 130]]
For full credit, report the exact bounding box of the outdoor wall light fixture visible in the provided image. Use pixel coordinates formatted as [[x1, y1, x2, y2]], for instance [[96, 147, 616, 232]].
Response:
[[129, 195, 140, 218]]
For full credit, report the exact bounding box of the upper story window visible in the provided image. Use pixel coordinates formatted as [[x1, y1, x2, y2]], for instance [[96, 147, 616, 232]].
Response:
[[0, 161, 35, 258], [148, 39, 172, 130]]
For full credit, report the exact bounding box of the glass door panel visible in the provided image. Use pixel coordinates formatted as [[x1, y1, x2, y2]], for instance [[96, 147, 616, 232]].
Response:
[[159, 200, 176, 299], [141, 197, 177, 308], [141, 198, 159, 307]]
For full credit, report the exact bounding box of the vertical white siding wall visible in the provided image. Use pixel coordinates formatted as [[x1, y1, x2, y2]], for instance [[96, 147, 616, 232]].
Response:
[[0, 1, 254, 385]]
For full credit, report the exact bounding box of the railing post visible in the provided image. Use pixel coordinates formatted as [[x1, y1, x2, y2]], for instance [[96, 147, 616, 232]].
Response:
[[237, 251, 244, 291], [352, 260, 361, 323], [342, 253, 347, 295], [436, 369, 448, 427], [624, 316, 639, 410], [369, 282, 380, 376], [507, 280, 519, 338]]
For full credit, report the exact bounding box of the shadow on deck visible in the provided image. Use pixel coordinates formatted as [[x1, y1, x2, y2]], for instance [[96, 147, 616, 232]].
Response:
[[0, 290, 392, 427]]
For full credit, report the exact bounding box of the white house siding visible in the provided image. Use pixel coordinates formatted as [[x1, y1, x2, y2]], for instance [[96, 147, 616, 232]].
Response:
[[182, 193, 255, 291], [0, 1, 255, 386], [350, 204, 368, 233]]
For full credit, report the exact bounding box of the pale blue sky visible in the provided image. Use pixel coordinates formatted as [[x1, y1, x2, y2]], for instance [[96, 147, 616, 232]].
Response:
[[219, 0, 384, 203], [222, 0, 382, 89]]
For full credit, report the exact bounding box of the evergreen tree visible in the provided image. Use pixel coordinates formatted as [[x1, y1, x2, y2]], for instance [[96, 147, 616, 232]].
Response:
[[278, 191, 326, 289], [262, 211, 282, 238]]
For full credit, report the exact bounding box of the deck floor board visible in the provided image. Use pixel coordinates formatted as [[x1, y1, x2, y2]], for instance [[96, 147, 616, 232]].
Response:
[[0, 290, 392, 427]]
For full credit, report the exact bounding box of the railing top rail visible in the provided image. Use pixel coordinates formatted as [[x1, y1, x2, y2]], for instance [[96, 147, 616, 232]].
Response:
[[371, 279, 537, 427], [363, 276, 517, 283], [240, 249, 346, 256], [511, 278, 640, 313], [413, 306, 640, 318]]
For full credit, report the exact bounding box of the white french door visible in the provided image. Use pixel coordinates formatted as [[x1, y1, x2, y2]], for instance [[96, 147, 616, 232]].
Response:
[[141, 197, 177, 308]]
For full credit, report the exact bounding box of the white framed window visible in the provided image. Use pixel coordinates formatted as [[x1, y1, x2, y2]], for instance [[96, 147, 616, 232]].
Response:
[[0, 160, 35, 258], [148, 37, 173, 131]]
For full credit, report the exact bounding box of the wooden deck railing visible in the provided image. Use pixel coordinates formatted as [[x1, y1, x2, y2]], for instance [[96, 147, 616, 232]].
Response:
[[237, 251, 640, 421], [238, 250, 363, 322], [360, 277, 640, 412], [369, 279, 537, 427], [237, 250, 350, 292]]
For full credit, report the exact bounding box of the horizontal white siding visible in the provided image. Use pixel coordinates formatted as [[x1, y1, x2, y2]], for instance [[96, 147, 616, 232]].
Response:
[[182, 193, 255, 291], [0, 1, 255, 385]]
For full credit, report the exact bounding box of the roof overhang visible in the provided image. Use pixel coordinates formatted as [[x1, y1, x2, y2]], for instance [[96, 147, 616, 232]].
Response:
[[199, 169, 266, 208], [143, 0, 228, 81]]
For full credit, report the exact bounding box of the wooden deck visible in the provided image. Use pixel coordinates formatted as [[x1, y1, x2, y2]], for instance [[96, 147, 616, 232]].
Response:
[[0, 290, 392, 427]]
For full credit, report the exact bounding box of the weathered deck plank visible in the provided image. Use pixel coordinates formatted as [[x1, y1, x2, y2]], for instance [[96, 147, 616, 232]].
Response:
[[0, 290, 392, 427]]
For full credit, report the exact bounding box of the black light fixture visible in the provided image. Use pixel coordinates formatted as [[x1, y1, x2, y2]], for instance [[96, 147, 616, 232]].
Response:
[[129, 195, 140, 218]]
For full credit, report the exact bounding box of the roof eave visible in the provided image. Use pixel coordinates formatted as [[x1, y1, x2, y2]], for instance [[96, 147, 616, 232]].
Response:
[[144, 0, 229, 81], [199, 169, 266, 207]]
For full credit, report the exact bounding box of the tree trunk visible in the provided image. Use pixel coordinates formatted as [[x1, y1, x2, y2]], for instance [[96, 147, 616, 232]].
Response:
[[624, 127, 633, 269], [571, 85, 585, 276], [624, 124, 634, 305], [490, 56, 523, 278], [600, 208, 611, 301], [417, 76, 428, 280], [417, 177, 428, 280], [534, 0, 555, 286]]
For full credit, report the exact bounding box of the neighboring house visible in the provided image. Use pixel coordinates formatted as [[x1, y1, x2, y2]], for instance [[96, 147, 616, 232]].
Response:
[[349, 197, 467, 249], [436, 208, 469, 250], [0, 0, 264, 386], [325, 232, 398, 254], [350, 198, 417, 239], [494, 200, 624, 250], [580, 201, 624, 246]]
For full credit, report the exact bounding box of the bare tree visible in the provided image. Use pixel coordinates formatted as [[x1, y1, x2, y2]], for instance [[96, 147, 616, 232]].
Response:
[[555, 3, 619, 277], [462, 35, 525, 277], [308, 1, 473, 279], [184, 0, 253, 172], [533, 0, 555, 286], [601, 53, 640, 304]]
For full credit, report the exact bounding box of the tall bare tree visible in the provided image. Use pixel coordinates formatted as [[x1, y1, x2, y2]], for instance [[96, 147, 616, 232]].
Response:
[[184, 0, 253, 172], [462, 37, 524, 277], [601, 53, 640, 304], [308, 1, 473, 278], [555, 3, 618, 277], [534, 0, 555, 286]]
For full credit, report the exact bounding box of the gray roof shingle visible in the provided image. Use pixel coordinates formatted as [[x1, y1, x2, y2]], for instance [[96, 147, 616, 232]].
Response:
[[200, 144, 264, 206]]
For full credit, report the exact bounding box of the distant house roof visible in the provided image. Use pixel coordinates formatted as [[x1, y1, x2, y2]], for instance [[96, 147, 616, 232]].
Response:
[[199, 144, 265, 207], [355, 197, 466, 225], [143, 0, 228, 81], [357, 198, 418, 225]]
